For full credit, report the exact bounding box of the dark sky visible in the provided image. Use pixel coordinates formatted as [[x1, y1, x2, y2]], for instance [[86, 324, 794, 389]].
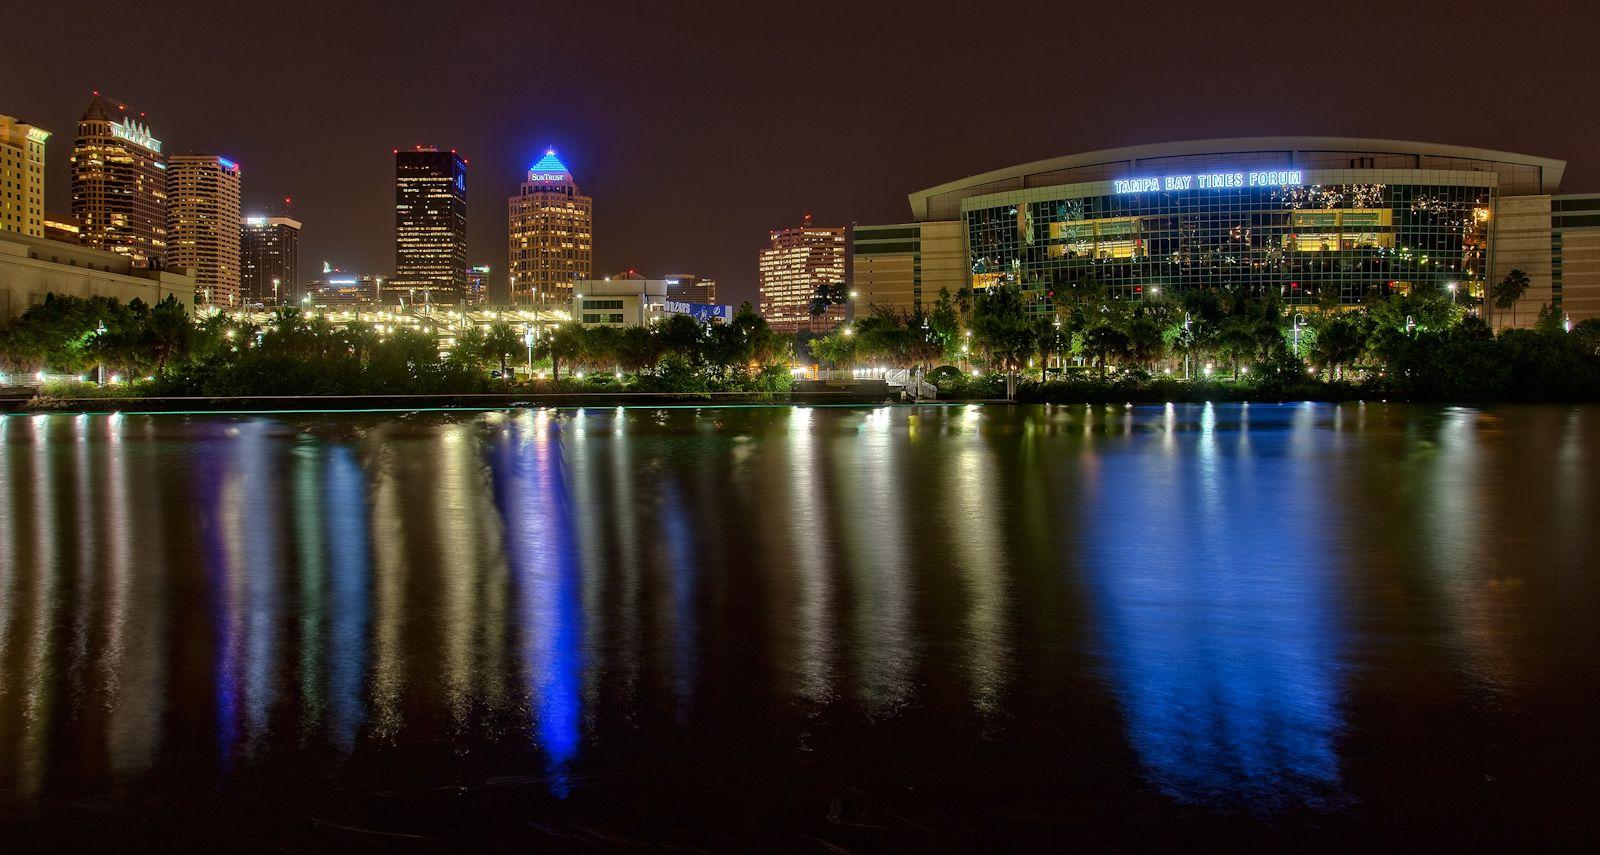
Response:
[[7, 0, 1599, 305]]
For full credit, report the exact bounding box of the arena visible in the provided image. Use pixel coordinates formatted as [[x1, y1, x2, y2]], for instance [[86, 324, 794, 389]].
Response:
[[853, 137, 1600, 327]]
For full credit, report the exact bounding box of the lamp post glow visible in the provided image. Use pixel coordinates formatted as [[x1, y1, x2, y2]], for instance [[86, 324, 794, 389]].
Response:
[[524, 325, 535, 378], [1292, 313, 1307, 357]]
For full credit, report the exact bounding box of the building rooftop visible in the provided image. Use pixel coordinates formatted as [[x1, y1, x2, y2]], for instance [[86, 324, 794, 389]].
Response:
[[908, 136, 1569, 220]]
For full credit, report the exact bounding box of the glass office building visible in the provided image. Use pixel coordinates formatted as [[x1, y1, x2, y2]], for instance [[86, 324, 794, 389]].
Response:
[[967, 178, 1493, 310], [863, 138, 1573, 326]]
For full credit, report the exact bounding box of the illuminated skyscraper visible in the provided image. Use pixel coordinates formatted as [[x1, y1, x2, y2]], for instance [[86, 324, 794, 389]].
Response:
[[394, 147, 467, 304], [0, 115, 49, 239], [166, 155, 242, 306], [241, 214, 301, 304], [467, 264, 491, 305], [665, 274, 718, 304], [508, 148, 592, 307], [71, 92, 166, 267], [758, 215, 845, 332]]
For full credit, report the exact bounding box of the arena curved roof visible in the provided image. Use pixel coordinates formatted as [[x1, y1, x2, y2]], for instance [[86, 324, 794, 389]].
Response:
[[908, 137, 1567, 221]]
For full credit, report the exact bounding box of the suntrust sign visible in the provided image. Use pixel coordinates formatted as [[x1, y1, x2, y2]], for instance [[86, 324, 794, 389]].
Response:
[[1113, 170, 1303, 194]]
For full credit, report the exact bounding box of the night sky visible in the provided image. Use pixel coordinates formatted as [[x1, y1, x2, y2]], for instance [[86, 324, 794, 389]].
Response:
[[6, 0, 1599, 305]]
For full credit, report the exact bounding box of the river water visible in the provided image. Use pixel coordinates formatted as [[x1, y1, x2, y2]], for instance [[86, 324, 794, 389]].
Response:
[[0, 404, 1595, 851]]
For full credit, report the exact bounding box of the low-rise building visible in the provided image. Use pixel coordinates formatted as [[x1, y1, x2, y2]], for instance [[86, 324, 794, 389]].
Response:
[[0, 231, 195, 322], [573, 278, 669, 326], [304, 269, 384, 306]]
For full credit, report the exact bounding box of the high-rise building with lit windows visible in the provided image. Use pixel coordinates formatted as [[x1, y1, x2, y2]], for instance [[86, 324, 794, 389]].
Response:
[[508, 148, 592, 307], [394, 147, 467, 304], [167, 155, 242, 306], [665, 274, 718, 304], [758, 215, 845, 332], [0, 115, 50, 239], [70, 92, 167, 267], [467, 264, 491, 305], [241, 214, 301, 304]]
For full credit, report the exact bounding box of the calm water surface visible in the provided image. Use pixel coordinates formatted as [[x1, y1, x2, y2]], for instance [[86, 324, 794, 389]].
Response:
[[0, 403, 1596, 851]]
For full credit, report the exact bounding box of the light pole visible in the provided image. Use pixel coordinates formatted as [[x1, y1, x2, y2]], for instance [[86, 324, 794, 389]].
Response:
[[1292, 313, 1307, 357], [1447, 281, 1458, 305], [272, 277, 281, 305], [1183, 313, 1192, 379], [1406, 315, 1416, 336], [95, 321, 106, 384], [524, 325, 535, 378]]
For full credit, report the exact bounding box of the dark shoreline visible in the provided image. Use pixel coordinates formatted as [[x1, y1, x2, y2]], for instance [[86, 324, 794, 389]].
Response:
[[9, 391, 1593, 414]]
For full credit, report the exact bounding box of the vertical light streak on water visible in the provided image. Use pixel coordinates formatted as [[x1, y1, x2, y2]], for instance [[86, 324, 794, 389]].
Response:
[[19, 415, 58, 800], [494, 410, 583, 797], [837, 406, 912, 715], [567, 410, 606, 721], [292, 439, 326, 733], [233, 423, 283, 758], [472, 416, 510, 717], [368, 434, 408, 740], [101, 415, 129, 725], [657, 478, 697, 722], [1419, 409, 1516, 695], [214, 422, 283, 758], [948, 411, 1010, 715], [68, 415, 95, 709], [1079, 403, 1348, 811], [199, 425, 243, 768], [785, 406, 834, 705], [435, 424, 478, 729], [103, 412, 163, 777], [608, 409, 641, 710], [0, 417, 13, 716], [325, 446, 370, 753]]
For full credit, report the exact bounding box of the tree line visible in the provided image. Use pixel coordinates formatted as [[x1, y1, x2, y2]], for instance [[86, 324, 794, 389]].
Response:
[[3, 275, 1599, 403], [0, 296, 794, 397]]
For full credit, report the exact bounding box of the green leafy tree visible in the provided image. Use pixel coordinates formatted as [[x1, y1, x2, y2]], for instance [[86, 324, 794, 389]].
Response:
[[1081, 324, 1131, 378], [970, 285, 1034, 374]]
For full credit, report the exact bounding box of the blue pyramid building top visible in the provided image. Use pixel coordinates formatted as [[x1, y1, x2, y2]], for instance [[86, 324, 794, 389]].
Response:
[[527, 148, 570, 180]]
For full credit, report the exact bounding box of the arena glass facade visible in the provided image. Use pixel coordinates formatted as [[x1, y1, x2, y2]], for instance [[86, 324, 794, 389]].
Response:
[[965, 172, 1493, 313], [862, 139, 1572, 326]]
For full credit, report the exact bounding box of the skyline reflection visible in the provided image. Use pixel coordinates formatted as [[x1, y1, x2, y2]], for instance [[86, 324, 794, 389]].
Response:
[[0, 405, 1594, 845]]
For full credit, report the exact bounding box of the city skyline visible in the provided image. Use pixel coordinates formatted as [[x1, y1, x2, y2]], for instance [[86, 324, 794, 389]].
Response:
[[6, 2, 1600, 308]]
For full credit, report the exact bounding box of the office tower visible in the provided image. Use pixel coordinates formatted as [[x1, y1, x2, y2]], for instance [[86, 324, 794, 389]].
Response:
[[664, 273, 718, 304], [241, 214, 302, 304], [394, 147, 467, 304], [508, 147, 592, 307], [758, 215, 846, 332], [0, 115, 49, 238], [71, 92, 167, 267], [467, 264, 491, 305], [167, 155, 243, 306]]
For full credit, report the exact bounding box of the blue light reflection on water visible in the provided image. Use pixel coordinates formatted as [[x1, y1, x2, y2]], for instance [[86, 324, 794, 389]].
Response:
[[493, 412, 583, 797], [1077, 403, 1350, 811], [325, 446, 370, 752]]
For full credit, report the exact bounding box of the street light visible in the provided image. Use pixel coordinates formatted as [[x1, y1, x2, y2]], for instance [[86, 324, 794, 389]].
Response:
[[1292, 312, 1307, 357], [524, 324, 534, 377]]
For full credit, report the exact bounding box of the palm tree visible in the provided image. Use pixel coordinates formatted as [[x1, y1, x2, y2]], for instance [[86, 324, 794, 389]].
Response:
[[483, 321, 521, 378], [1492, 269, 1531, 329], [1312, 316, 1367, 380]]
